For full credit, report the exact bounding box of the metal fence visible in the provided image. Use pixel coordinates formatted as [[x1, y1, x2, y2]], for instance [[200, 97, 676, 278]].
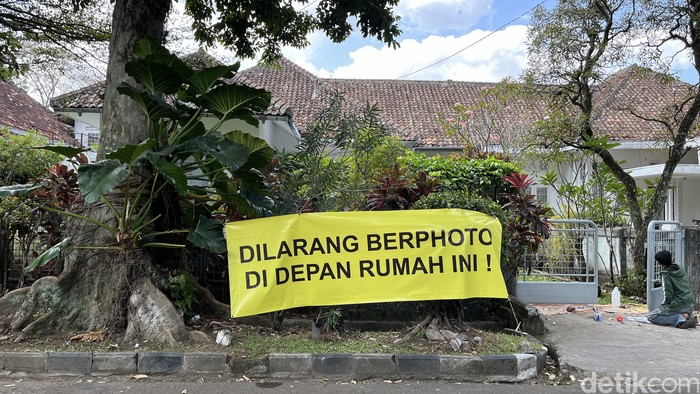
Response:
[[646, 221, 683, 312], [1, 230, 62, 294], [515, 219, 599, 304]]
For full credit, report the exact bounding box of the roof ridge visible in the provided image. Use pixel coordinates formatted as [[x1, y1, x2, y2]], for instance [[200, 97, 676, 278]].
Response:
[[591, 65, 639, 121]]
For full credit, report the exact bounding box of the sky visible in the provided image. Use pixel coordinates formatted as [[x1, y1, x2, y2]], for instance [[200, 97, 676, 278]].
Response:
[[259, 0, 696, 84], [281, 0, 538, 82], [163, 0, 699, 86]]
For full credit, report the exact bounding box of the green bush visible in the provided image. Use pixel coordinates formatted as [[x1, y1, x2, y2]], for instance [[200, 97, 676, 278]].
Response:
[[0, 129, 62, 185], [412, 191, 516, 273], [617, 269, 647, 299], [399, 152, 520, 201], [413, 189, 506, 220]]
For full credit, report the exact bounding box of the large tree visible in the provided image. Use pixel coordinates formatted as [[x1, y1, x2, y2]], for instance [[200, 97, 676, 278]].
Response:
[[0, 0, 401, 344], [101, 0, 401, 153], [526, 0, 700, 270], [0, 0, 109, 80]]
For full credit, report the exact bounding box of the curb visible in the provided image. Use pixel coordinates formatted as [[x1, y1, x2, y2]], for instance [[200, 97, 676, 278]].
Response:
[[0, 350, 545, 382]]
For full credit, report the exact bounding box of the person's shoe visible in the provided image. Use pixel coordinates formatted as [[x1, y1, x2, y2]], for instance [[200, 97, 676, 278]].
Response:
[[680, 315, 698, 329]]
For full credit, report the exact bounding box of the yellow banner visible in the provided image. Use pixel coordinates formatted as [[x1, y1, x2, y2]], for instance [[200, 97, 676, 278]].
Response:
[[225, 208, 506, 317]]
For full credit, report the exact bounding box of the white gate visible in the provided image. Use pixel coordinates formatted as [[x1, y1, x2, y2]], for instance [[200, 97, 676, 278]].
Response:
[[646, 221, 684, 312], [515, 219, 599, 304]]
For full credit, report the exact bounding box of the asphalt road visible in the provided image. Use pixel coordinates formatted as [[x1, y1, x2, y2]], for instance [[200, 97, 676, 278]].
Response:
[[0, 375, 586, 394]]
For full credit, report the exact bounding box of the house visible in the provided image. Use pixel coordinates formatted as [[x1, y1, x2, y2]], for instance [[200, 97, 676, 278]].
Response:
[[51, 57, 700, 227], [51, 51, 301, 154], [0, 79, 76, 145]]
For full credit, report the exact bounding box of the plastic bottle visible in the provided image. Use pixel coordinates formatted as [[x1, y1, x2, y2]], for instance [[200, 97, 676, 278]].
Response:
[[612, 286, 621, 308]]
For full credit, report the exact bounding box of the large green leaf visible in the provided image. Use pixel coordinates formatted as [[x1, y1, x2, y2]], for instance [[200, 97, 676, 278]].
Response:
[[132, 37, 170, 60], [22, 237, 71, 275], [210, 139, 250, 171], [0, 183, 41, 198], [199, 84, 271, 125], [187, 215, 226, 253], [239, 181, 274, 217], [179, 198, 214, 228], [147, 152, 188, 194], [226, 192, 273, 219], [168, 116, 206, 146], [77, 160, 129, 204], [117, 84, 179, 121], [187, 64, 239, 96], [178, 136, 250, 171], [125, 58, 184, 95], [33, 145, 88, 158], [225, 130, 274, 171], [130, 37, 192, 93], [105, 140, 156, 166]]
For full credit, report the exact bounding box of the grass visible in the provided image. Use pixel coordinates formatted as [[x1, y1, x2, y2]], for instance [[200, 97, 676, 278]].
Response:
[[231, 327, 541, 359], [598, 289, 642, 306], [0, 324, 542, 360]]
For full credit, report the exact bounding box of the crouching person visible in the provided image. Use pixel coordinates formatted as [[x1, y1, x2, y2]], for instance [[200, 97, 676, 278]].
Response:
[[648, 250, 697, 329]]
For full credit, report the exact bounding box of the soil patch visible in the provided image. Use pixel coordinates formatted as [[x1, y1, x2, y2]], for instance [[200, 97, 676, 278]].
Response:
[[0, 315, 535, 359]]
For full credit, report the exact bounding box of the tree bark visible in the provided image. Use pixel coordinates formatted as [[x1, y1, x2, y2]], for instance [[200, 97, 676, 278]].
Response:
[[0, 195, 205, 344], [99, 0, 171, 156]]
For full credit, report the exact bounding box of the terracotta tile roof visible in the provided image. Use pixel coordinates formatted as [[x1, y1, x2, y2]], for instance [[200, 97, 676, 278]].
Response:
[[181, 49, 224, 70], [322, 78, 548, 147], [236, 58, 415, 140], [591, 64, 696, 141], [240, 60, 694, 147], [51, 58, 697, 148], [51, 81, 105, 110], [51, 51, 224, 111], [0, 80, 76, 145]]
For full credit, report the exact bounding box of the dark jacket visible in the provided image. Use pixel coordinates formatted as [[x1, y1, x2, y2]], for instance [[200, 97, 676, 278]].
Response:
[[660, 264, 694, 312]]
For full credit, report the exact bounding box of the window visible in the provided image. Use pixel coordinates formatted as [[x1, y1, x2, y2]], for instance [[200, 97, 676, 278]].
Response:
[[87, 132, 99, 145], [527, 186, 548, 205]]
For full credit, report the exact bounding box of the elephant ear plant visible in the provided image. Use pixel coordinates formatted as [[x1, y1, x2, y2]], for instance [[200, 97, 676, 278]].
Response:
[[7, 36, 275, 265]]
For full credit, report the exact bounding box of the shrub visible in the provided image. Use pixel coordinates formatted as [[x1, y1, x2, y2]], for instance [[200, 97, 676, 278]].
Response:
[[617, 269, 647, 299], [399, 152, 520, 201], [0, 129, 63, 185]]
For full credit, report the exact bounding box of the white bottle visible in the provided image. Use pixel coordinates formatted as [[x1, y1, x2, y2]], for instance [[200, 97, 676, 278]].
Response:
[[612, 286, 621, 308]]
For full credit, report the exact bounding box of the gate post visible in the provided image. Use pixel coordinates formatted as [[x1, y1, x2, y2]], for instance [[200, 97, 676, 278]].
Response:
[[646, 221, 683, 312], [683, 227, 700, 310]]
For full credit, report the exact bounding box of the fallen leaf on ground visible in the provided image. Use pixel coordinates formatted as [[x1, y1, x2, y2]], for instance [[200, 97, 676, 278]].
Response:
[[70, 331, 105, 342]]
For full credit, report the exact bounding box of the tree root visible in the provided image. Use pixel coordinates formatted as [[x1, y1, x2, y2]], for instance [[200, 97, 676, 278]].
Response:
[[192, 276, 229, 317], [125, 277, 208, 347], [401, 314, 434, 342]]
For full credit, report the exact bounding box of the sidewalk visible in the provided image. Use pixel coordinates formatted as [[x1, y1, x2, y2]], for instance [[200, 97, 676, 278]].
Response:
[[541, 306, 700, 380], [0, 349, 546, 382]]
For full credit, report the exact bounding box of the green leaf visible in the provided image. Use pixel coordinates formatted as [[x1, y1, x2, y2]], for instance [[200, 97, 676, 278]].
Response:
[[0, 183, 41, 198], [23, 237, 71, 275], [130, 37, 192, 93], [168, 117, 206, 146], [179, 136, 250, 171], [132, 37, 170, 60], [105, 140, 156, 166], [117, 84, 180, 120], [187, 64, 239, 95], [33, 145, 88, 158], [238, 182, 274, 217], [77, 160, 129, 204], [187, 215, 226, 253], [147, 152, 188, 194], [225, 130, 274, 171], [125, 58, 184, 95], [210, 139, 250, 171], [199, 84, 271, 125]]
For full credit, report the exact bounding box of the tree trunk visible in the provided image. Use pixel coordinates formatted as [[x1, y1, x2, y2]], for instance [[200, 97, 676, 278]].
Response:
[[0, 197, 204, 344], [99, 0, 171, 156]]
